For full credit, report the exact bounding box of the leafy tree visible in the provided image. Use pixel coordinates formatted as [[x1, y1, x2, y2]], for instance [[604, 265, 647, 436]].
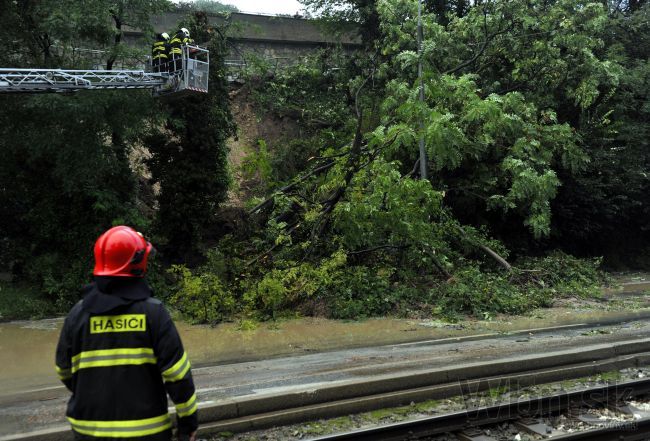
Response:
[[146, 12, 236, 260], [552, 2, 650, 259], [365, 0, 645, 252], [175, 0, 239, 14], [301, 0, 382, 44], [167, 0, 646, 323], [0, 91, 160, 302], [0, 0, 169, 304]]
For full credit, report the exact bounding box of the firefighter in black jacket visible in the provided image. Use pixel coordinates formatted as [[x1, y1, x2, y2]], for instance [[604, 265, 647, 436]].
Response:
[[55, 226, 198, 440], [152, 32, 170, 73], [169, 28, 194, 72]]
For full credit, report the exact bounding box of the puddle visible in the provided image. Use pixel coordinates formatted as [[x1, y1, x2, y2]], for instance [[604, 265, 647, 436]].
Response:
[[603, 282, 650, 296], [0, 317, 485, 396]]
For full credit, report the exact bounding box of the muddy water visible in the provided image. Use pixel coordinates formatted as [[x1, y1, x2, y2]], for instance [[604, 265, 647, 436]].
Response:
[[1, 278, 649, 397], [0, 317, 478, 396]]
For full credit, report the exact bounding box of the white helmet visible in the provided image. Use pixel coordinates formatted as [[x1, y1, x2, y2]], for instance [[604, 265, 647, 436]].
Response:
[[180, 28, 190, 38], [161, 32, 169, 40]]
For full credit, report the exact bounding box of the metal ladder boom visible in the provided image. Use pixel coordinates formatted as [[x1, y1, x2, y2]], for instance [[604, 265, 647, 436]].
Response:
[[0, 68, 168, 93]]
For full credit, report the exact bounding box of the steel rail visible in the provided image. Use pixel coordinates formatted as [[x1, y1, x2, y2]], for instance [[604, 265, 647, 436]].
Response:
[[308, 378, 650, 441], [550, 417, 650, 441]]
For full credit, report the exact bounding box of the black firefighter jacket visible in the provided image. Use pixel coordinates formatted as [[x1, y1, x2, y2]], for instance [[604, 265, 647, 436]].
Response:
[[169, 32, 194, 56], [55, 278, 198, 440]]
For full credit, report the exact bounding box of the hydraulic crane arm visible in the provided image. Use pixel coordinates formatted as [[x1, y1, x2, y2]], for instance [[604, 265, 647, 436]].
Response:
[[0, 68, 167, 93], [0, 44, 209, 97]]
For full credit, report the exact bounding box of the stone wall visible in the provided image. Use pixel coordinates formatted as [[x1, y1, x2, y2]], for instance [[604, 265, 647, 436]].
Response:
[[124, 12, 361, 67]]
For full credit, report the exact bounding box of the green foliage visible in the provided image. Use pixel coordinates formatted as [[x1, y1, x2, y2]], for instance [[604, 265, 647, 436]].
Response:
[[435, 266, 554, 317], [242, 250, 348, 319], [146, 12, 236, 258], [0, 1, 173, 304], [249, 51, 354, 131], [379, 64, 586, 239], [552, 4, 650, 257], [0, 2, 238, 307], [173, 0, 633, 324], [0, 90, 158, 304], [169, 264, 235, 323], [516, 252, 607, 297], [433, 252, 604, 317], [0, 282, 58, 321], [240, 140, 276, 193], [370, 0, 648, 253], [2, 0, 646, 323], [175, 0, 238, 14], [237, 319, 258, 331], [171, 244, 606, 322], [325, 266, 422, 319]]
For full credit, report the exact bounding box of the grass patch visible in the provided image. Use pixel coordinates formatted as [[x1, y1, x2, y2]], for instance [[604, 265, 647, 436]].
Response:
[[599, 370, 623, 382], [0, 282, 58, 321], [364, 399, 440, 424], [237, 319, 259, 331], [488, 385, 510, 399]]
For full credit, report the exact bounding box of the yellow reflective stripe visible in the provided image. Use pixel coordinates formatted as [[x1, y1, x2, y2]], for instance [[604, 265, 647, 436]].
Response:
[[55, 365, 71, 373], [162, 352, 186, 377], [55, 365, 72, 380], [162, 352, 191, 383], [178, 401, 198, 418], [72, 348, 154, 362], [74, 357, 157, 372], [71, 348, 156, 373], [68, 414, 171, 438], [68, 413, 169, 428], [175, 393, 197, 417]]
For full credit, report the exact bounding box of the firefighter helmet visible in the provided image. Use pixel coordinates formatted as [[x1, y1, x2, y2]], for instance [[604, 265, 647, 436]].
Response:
[[161, 32, 170, 40], [181, 27, 190, 38], [93, 226, 154, 277]]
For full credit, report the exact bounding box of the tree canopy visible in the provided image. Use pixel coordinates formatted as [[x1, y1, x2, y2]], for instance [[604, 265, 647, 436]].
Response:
[[0, 0, 233, 302], [168, 0, 647, 321], [0, 0, 647, 321], [175, 1, 239, 14]]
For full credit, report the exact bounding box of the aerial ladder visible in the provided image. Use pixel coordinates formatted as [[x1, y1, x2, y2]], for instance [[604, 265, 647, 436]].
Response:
[[0, 44, 209, 97]]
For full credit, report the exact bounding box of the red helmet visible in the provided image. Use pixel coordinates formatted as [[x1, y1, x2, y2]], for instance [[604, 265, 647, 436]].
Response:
[[93, 226, 154, 277]]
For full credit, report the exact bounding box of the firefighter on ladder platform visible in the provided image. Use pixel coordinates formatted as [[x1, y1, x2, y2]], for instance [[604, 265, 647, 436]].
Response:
[[152, 32, 170, 73], [169, 28, 194, 72], [55, 226, 198, 441]]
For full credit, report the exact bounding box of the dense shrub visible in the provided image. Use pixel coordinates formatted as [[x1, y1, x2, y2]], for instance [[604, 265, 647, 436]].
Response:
[[168, 248, 605, 323], [168, 265, 235, 324]]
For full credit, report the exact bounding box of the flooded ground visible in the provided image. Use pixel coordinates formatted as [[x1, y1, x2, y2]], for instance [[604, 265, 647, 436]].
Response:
[[1, 275, 648, 397]]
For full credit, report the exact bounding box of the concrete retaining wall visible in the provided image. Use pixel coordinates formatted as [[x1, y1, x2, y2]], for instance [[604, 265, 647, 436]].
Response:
[[123, 11, 362, 67]]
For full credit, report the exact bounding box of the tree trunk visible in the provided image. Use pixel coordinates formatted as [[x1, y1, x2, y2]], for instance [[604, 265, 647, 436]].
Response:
[[106, 13, 122, 70]]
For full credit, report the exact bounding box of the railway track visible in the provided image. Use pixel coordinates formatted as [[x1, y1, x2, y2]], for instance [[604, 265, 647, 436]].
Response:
[[190, 339, 650, 439], [308, 378, 650, 441]]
